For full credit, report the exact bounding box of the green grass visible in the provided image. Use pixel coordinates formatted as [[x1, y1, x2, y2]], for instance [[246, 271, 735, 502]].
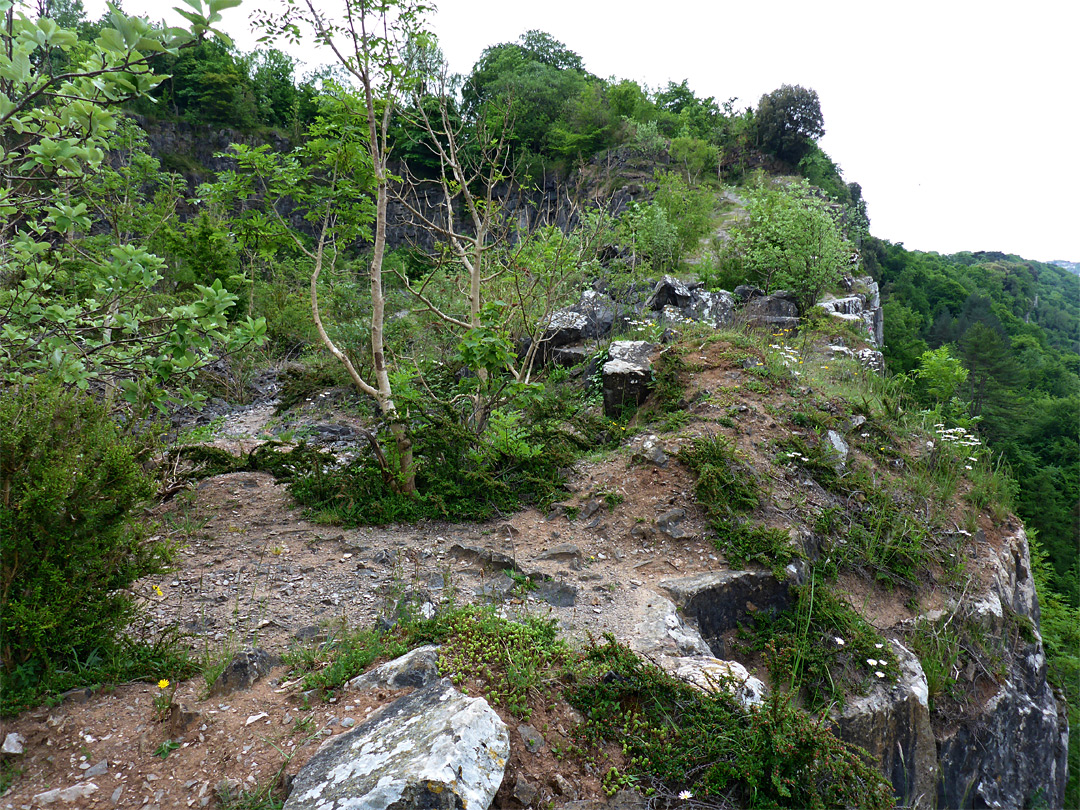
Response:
[[281, 601, 894, 807], [745, 574, 898, 711]]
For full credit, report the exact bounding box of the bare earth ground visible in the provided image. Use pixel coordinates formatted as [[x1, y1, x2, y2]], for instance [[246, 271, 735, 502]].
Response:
[[0, 338, 996, 809]]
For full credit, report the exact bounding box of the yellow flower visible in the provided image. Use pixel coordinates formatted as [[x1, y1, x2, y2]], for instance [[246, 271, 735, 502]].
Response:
[[153, 585, 163, 597], [158, 679, 170, 690]]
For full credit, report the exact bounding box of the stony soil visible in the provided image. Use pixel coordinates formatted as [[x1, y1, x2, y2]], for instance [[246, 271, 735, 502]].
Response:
[[0, 336, 993, 809]]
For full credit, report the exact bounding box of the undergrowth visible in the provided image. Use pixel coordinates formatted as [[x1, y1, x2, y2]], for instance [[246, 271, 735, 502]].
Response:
[[744, 573, 898, 711], [172, 371, 617, 525], [680, 435, 801, 575], [283, 602, 894, 807]]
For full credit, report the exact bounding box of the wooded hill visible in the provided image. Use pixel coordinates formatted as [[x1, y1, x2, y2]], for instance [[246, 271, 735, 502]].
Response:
[[1, 1, 1076, 806]]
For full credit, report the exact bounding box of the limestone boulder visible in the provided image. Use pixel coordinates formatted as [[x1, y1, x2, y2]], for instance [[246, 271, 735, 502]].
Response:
[[738, 290, 799, 334], [284, 678, 509, 810], [835, 640, 938, 810], [601, 341, 657, 417]]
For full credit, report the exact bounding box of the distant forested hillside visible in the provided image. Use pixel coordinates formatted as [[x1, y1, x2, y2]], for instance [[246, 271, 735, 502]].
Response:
[[867, 240, 1079, 600]]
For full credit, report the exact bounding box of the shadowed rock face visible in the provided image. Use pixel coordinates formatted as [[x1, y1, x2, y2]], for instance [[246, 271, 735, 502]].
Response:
[[602, 341, 658, 418], [836, 641, 938, 810], [658, 570, 794, 658], [933, 525, 1068, 809], [284, 678, 508, 810]]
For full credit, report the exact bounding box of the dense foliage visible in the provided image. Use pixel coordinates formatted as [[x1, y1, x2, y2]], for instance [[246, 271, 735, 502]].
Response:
[[0, 382, 191, 710], [873, 241, 1079, 601]]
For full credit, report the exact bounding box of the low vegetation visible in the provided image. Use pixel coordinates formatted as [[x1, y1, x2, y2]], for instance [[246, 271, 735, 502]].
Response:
[[2, 0, 1075, 805]]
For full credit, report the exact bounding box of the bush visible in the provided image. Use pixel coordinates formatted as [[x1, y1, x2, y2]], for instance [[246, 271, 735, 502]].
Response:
[[0, 382, 170, 699]]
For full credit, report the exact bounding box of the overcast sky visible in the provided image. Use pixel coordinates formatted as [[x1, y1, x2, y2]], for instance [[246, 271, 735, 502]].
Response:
[[86, 0, 1080, 262]]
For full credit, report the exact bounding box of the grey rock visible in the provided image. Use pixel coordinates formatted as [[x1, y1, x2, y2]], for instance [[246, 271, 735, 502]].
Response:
[[517, 724, 545, 753], [733, 284, 765, 302], [630, 593, 712, 659], [636, 434, 668, 467], [580, 498, 603, 520], [643, 445, 667, 466], [1, 732, 24, 755], [83, 760, 108, 779], [825, 430, 849, 466], [551, 345, 591, 367], [655, 508, 693, 540], [283, 678, 508, 810], [541, 290, 616, 348], [59, 686, 95, 704], [512, 774, 538, 806], [209, 649, 276, 697], [645, 275, 694, 310], [836, 640, 937, 810], [534, 579, 578, 607], [346, 645, 442, 692], [602, 342, 655, 418], [660, 571, 794, 658], [608, 340, 657, 366], [817, 276, 883, 347], [33, 782, 99, 804], [167, 703, 203, 737], [372, 548, 397, 566], [552, 773, 578, 800], [537, 543, 582, 566], [450, 542, 517, 572], [739, 291, 799, 334], [686, 289, 737, 328], [934, 525, 1067, 809], [474, 571, 517, 600], [667, 655, 767, 709], [856, 348, 886, 374]]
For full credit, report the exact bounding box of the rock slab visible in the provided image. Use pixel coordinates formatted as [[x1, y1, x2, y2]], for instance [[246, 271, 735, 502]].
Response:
[[284, 678, 508, 810]]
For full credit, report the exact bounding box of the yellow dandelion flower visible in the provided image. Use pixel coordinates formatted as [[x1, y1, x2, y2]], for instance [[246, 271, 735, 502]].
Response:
[[158, 679, 170, 690]]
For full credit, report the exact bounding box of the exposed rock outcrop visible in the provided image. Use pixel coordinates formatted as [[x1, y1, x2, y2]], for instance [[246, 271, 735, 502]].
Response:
[[284, 678, 508, 809], [933, 525, 1068, 809], [836, 640, 939, 810], [601, 340, 657, 417], [737, 290, 800, 334], [818, 275, 884, 347]]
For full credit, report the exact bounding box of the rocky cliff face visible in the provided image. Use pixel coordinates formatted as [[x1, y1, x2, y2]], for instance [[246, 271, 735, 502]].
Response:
[[931, 524, 1068, 808], [831, 522, 1067, 809]]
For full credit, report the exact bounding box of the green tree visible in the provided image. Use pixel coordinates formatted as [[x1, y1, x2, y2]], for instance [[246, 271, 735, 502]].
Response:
[[725, 179, 850, 313], [461, 30, 587, 170], [649, 170, 715, 267], [251, 0, 434, 492], [0, 0, 264, 412], [755, 84, 824, 164]]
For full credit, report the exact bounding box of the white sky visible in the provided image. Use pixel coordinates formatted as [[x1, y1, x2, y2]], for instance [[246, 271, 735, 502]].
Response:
[[85, 0, 1080, 262]]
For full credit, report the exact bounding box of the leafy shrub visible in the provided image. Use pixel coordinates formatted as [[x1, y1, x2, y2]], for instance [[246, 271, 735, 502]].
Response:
[[281, 372, 613, 525], [748, 579, 897, 711], [0, 382, 174, 705], [680, 434, 759, 519], [570, 637, 894, 808]]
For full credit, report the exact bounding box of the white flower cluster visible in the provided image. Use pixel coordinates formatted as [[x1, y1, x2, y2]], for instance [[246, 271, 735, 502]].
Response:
[[768, 342, 802, 375], [934, 424, 982, 470], [933, 424, 982, 449]]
